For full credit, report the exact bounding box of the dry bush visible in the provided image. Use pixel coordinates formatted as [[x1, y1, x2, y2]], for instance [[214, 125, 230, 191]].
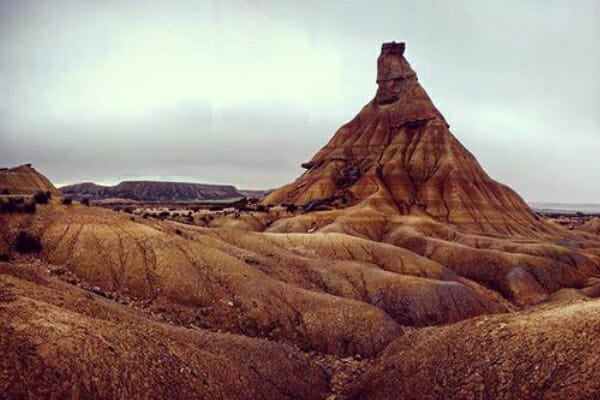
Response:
[[13, 232, 42, 254], [33, 191, 50, 204], [0, 197, 36, 214]]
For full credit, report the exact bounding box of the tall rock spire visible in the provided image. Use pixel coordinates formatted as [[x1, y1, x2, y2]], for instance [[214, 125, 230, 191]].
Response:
[[264, 42, 545, 236]]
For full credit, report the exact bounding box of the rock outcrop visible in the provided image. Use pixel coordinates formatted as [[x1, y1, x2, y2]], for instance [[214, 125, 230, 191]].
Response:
[[0, 164, 61, 196], [264, 42, 545, 236]]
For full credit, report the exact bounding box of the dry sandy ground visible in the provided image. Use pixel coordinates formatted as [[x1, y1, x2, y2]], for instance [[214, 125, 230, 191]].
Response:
[[1, 201, 600, 398]]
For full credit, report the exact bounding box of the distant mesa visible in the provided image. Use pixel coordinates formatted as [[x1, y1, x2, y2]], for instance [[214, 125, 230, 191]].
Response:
[[60, 181, 265, 202], [263, 42, 544, 236]]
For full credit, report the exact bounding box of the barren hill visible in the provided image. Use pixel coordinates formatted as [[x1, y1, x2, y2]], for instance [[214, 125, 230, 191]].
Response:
[[60, 180, 251, 202], [0, 164, 61, 196], [345, 300, 600, 399]]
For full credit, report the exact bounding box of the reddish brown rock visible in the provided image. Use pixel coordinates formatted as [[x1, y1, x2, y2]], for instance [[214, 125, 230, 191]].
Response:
[[264, 42, 547, 236], [0, 164, 61, 197]]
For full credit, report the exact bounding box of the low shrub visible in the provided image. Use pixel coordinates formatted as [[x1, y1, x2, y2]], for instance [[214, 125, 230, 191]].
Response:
[[0, 254, 9, 262], [284, 203, 298, 213], [0, 198, 16, 213], [33, 191, 49, 204], [62, 197, 73, 205], [158, 211, 170, 219], [81, 198, 90, 206], [22, 201, 36, 214], [0, 197, 36, 214], [14, 232, 42, 254]]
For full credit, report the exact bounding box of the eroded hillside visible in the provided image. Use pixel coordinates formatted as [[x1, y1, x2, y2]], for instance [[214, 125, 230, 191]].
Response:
[[2, 41, 600, 399]]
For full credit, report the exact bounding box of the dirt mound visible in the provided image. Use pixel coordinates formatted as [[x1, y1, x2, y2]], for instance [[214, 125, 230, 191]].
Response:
[[0, 164, 61, 196], [345, 299, 600, 399]]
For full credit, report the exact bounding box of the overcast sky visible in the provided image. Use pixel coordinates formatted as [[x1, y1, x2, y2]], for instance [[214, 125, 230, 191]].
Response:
[[0, 1, 598, 202]]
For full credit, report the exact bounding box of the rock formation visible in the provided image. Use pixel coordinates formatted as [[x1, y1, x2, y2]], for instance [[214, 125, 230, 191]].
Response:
[[264, 42, 544, 236], [0, 164, 61, 196]]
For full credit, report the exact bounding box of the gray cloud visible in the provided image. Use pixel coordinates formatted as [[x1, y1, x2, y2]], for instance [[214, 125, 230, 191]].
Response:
[[0, 0, 598, 201]]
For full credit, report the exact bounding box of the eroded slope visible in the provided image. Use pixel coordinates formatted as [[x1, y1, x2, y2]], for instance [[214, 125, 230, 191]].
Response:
[[346, 299, 600, 399], [0, 262, 329, 399]]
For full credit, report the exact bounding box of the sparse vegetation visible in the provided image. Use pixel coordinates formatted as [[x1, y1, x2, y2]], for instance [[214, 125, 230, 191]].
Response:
[[284, 203, 298, 213], [0, 198, 16, 214], [22, 201, 36, 214], [0, 197, 36, 214], [33, 191, 50, 204], [13, 231, 42, 254], [158, 211, 170, 219]]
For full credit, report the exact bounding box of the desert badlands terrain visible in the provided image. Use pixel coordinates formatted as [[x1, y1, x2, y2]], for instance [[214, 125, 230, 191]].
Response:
[[2, 43, 600, 399]]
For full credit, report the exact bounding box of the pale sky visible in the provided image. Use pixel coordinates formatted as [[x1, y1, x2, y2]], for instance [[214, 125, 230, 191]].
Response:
[[0, 0, 598, 202]]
